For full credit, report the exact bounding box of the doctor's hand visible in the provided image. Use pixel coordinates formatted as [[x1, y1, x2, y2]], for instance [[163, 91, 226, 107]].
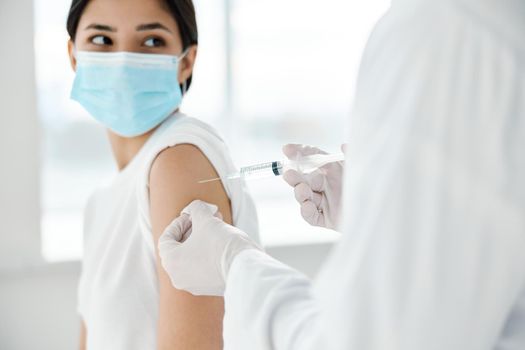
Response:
[[283, 144, 345, 231], [158, 200, 262, 297]]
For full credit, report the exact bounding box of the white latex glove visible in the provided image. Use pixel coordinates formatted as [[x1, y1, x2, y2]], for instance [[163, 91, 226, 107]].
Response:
[[158, 200, 262, 296], [282, 144, 345, 231]]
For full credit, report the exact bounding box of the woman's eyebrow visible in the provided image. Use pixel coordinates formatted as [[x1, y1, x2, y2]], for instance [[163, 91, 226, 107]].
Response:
[[85, 23, 117, 32], [136, 22, 172, 33]]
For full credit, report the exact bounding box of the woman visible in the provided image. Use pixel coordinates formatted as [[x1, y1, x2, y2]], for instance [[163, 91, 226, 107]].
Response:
[[66, 0, 259, 348]]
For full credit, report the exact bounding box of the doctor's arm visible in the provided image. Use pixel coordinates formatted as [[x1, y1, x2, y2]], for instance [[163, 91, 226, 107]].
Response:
[[159, 13, 525, 348], [217, 13, 525, 349], [221, 136, 525, 349], [158, 200, 321, 350], [149, 144, 232, 350], [158, 143, 525, 349], [224, 249, 322, 350]]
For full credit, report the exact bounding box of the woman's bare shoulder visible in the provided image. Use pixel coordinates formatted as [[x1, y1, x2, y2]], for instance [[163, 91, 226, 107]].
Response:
[[148, 144, 232, 240]]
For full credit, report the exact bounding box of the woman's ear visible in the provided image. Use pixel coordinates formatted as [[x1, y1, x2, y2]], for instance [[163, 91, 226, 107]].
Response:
[[68, 39, 77, 72], [178, 45, 198, 84]]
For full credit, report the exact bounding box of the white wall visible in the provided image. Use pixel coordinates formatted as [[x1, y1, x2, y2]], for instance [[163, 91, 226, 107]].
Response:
[[0, 262, 81, 349], [0, 0, 42, 271], [0, 1, 81, 349]]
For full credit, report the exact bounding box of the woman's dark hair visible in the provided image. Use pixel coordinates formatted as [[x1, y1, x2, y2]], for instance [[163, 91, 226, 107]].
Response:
[[66, 0, 198, 90]]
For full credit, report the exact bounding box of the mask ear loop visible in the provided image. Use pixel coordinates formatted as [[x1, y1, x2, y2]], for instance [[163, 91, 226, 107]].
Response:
[[178, 48, 190, 60], [178, 48, 191, 95]]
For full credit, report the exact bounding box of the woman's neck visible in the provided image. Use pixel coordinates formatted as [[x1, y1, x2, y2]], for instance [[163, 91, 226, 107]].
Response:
[[107, 128, 158, 171]]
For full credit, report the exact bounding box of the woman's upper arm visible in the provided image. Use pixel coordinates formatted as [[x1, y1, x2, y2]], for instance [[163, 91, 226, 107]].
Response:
[[149, 144, 232, 350], [79, 321, 86, 350]]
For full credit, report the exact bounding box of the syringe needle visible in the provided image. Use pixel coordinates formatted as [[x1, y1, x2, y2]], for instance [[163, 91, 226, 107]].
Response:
[[198, 177, 222, 184], [198, 153, 344, 184]]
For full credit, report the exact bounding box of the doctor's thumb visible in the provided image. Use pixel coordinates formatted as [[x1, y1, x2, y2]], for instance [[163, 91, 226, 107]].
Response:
[[181, 200, 222, 223], [341, 143, 348, 155], [159, 213, 192, 244], [282, 144, 302, 160]]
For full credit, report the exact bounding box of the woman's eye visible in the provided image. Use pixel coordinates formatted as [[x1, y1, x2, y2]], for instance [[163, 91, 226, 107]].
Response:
[[144, 37, 165, 48], [91, 35, 113, 46]]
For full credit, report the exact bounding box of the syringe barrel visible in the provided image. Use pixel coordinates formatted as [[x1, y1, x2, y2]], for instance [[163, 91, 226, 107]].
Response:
[[235, 153, 343, 180], [284, 153, 345, 174], [239, 161, 283, 178], [272, 161, 284, 176]]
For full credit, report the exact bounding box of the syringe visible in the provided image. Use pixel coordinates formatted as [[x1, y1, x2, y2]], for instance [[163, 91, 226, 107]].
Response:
[[198, 152, 345, 184]]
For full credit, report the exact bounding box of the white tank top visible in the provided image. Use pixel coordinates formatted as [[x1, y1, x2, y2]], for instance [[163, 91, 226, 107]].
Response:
[[78, 113, 259, 350]]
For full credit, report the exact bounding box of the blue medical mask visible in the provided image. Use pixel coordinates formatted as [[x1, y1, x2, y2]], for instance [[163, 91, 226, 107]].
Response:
[[71, 50, 187, 137]]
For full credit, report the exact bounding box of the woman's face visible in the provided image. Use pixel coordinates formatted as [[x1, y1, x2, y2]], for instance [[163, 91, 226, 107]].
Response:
[[68, 0, 197, 84]]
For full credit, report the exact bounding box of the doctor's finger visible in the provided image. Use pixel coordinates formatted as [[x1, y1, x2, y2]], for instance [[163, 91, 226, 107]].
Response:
[[311, 191, 323, 208], [160, 214, 192, 243], [282, 144, 302, 160], [304, 170, 326, 193], [283, 169, 307, 187], [294, 182, 313, 203], [182, 200, 219, 222], [282, 144, 328, 160], [285, 168, 326, 193], [301, 201, 325, 227], [295, 184, 323, 208]]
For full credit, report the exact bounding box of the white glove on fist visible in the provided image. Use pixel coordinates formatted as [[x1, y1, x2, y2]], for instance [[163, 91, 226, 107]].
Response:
[[158, 200, 261, 296], [282, 144, 345, 231]]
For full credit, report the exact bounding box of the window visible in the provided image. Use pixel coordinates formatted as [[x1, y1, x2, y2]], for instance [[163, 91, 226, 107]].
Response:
[[227, 0, 390, 246], [35, 0, 390, 262], [36, 0, 115, 261]]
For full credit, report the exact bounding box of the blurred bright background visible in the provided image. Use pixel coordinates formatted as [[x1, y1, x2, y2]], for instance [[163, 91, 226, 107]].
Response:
[[36, 0, 390, 261], [1, 0, 390, 348]]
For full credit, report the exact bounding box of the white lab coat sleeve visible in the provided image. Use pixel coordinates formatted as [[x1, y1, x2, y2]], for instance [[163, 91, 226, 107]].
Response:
[[223, 249, 322, 350], [223, 2, 525, 349]]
